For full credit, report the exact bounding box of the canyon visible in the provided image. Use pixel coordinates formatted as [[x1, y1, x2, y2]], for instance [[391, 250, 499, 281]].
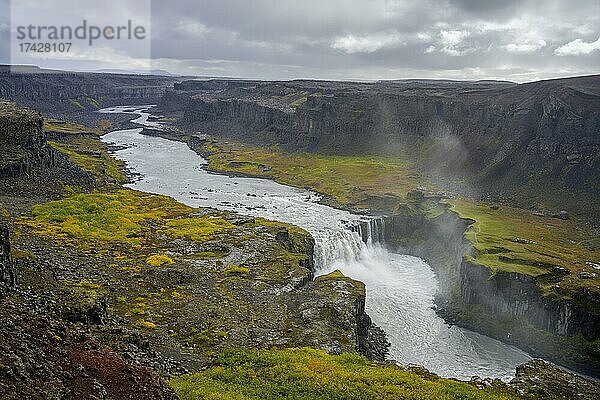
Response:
[[0, 67, 599, 398]]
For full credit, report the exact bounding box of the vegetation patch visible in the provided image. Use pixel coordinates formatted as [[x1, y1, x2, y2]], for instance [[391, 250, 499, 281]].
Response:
[[146, 254, 175, 266], [136, 319, 157, 329], [0, 205, 10, 220], [44, 119, 112, 135], [49, 137, 127, 184], [169, 348, 519, 400], [448, 199, 600, 297], [223, 264, 250, 277], [68, 98, 84, 109], [162, 217, 234, 243], [10, 248, 36, 260], [201, 140, 420, 210], [20, 189, 231, 250]]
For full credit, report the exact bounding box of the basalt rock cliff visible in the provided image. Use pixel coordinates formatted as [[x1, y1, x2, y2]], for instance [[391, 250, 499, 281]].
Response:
[[0, 66, 181, 124], [0, 101, 56, 177]]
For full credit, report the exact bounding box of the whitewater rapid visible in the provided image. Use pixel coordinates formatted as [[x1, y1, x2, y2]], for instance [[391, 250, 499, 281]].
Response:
[[101, 106, 531, 381]]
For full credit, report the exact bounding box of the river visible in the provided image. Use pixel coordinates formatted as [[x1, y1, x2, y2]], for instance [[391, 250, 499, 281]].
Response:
[[100, 105, 531, 381]]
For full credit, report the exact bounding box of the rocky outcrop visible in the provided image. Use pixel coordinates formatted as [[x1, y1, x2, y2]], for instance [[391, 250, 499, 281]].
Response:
[[510, 358, 600, 399], [0, 101, 56, 178], [0, 300, 178, 400], [458, 260, 599, 340], [0, 227, 15, 297], [0, 101, 97, 199], [298, 271, 389, 361]]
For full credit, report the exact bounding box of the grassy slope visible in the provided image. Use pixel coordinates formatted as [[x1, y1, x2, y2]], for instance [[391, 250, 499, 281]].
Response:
[[201, 139, 599, 295], [49, 136, 127, 184], [448, 200, 600, 299], [44, 119, 112, 136], [170, 348, 519, 400]]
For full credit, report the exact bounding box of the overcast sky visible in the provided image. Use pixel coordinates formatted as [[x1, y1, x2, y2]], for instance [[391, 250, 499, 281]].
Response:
[[1, 0, 599, 82]]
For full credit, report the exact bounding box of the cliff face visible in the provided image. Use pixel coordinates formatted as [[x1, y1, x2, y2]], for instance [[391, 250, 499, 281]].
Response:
[[295, 271, 389, 361], [0, 101, 56, 178], [459, 261, 599, 340], [175, 76, 600, 219], [0, 68, 175, 102], [0, 67, 180, 124]]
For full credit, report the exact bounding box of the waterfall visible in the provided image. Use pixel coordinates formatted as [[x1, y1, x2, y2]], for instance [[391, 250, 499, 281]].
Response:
[[312, 227, 365, 271], [314, 217, 388, 273]]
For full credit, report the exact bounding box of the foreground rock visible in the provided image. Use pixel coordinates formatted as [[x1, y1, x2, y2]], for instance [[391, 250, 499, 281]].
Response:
[[511, 359, 600, 399], [0, 299, 177, 400]]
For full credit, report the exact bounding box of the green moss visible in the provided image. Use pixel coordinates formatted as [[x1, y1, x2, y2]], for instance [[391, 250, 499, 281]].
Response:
[[20, 189, 198, 249], [0, 203, 10, 220], [315, 271, 365, 299], [186, 329, 213, 346], [11, 249, 36, 260], [129, 307, 146, 315], [201, 140, 420, 210], [448, 199, 600, 297], [137, 319, 157, 329], [254, 218, 309, 238], [322, 269, 346, 279], [88, 98, 101, 108], [58, 283, 106, 323], [223, 264, 250, 276], [146, 254, 175, 266], [162, 217, 234, 243], [169, 348, 520, 400], [68, 98, 84, 109], [45, 118, 112, 135], [49, 137, 127, 184], [192, 249, 231, 259]]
